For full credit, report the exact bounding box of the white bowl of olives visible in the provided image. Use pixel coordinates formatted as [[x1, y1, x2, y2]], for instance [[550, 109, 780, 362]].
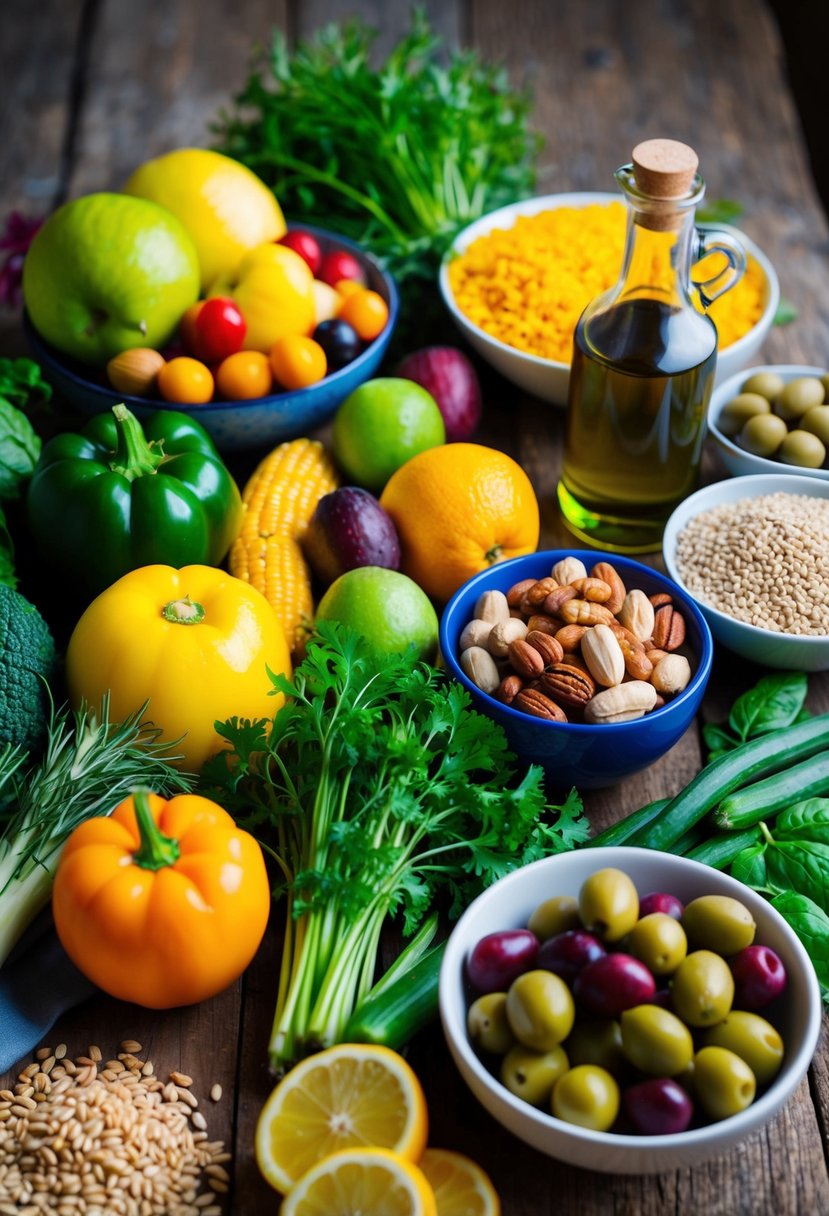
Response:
[[708, 364, 829, 481], [439, 846, 821, 1174]]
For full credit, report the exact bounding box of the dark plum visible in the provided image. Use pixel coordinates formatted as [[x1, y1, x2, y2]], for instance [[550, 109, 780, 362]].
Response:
[[537, 929, 606, 984], [313, 318, 362, 369], [467, 929, 539, 994], [639, 891, 684, 921], [623, 1077, 694, 1135], [730, 944, 788, 1009], [303, 487, 401, 587], [573, 953, 657, 1017]]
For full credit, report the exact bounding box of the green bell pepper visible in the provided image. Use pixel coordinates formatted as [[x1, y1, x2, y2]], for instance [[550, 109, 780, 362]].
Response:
[[27, 404, 244, 597]]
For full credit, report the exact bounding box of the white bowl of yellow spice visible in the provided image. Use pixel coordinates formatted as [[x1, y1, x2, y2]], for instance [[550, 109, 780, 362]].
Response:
[[663, 474, 829, 670], [439, 192, 777, 405]]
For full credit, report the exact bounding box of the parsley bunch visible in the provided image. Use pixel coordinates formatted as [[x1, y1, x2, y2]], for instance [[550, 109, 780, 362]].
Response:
[[205, 623, 587, 1072]]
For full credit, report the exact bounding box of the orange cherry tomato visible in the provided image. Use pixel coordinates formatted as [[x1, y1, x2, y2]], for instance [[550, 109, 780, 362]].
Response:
[[157, 356, 214, 404], [334, 279, 363, 301], [270, 335, 327, 390], [179, 300, 206, 354], [338, 289, 389, 341], [216, 350, 274, 400]]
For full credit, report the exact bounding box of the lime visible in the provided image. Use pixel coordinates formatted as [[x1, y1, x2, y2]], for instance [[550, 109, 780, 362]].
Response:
[[315, 567, 438, 661], [332, 378, 445, 492]]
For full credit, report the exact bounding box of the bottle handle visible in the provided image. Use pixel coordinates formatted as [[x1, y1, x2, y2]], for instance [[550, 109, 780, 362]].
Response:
[[692, 226, 747, 307]]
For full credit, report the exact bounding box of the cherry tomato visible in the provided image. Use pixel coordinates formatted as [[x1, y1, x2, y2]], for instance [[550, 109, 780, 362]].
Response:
[[157, 356, 214, 404], [338, 289, 389, 341], [279, 230, 322, 276], [216, 350, 273, 400], [195, 297, 247, 362], [179, 300, 205, 354], [334, 279, 363, 301], [312, 318, 362, 370], [319, 249, 366, 289], [270, 335, 327, 390]]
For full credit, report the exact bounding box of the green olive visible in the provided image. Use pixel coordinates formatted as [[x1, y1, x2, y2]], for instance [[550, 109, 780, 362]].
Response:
[[801, 405, 829, 445], [627, 913, 688, 975], [467, 992, 515, 1055], [565, 1018, 625, 1074], [821, 372, 829, 400], [718, 392, 771, 437], [506, 969, 575, 1051], [703, 1011, 784, 1087], [670, 950, 735, 1028], [500, 1043, 569, 1105], [739, 412, 788, 457], [682, 895, 756, 954], [774, 377, 825, 421], [578, 867, 639, 942], [527, 894, 581, 941], [692, 1045, 756, 1120], [551, 1064, 620, 1131], [620, 1004, 694, 1076], [779, 429, 827, 469], [741, 371, 786, 401]]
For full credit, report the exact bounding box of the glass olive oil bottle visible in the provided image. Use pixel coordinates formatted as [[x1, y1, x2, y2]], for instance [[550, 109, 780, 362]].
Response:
[[558, 139, 745, 553]]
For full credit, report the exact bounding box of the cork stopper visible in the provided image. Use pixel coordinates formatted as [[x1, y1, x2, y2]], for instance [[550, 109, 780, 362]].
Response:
[[630, 139, 699, 230]]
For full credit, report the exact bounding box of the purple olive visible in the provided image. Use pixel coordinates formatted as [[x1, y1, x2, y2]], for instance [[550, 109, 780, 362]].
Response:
[[623, 1076, 694, 1135], [639, 891, 685, 921], [730, 944, 788, 1009], [573, 953, 657, 1017], [537, 930, 606, 984], [466, 929, 539, 994]]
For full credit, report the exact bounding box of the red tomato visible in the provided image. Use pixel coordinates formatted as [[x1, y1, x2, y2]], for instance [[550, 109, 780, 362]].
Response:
[[179, 300, 205, 354], [195, 297, 247, 362], [279, 230, 322, 276], [319, 249, 366, 289]]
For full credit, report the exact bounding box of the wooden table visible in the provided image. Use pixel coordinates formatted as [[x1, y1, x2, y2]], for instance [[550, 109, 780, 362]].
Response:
[[2, 2, 829, 1212]]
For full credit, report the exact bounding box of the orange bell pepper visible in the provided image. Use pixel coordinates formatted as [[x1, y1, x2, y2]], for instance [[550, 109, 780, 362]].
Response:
[[52, 788, 271, 1009]]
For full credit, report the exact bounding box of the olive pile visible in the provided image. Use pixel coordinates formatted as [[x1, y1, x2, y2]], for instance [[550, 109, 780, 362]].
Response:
[[465, 868, 788, 1136], [717, 370, 829, 469]]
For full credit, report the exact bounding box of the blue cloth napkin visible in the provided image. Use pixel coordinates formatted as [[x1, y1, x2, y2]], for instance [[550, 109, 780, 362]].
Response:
[[0, 915, 96, 1074]]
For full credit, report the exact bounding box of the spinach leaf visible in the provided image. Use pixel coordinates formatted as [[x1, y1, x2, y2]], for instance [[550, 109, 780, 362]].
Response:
[[0, 398, 40, 498], [0, 358, 51, 413], [770, 891, 829, 1002], [774, 799, 829, 845], [765, 841, 829, 915], [729, 672, 808, 741], [702, 722, 738, 759], [730, 843, 768, 889]]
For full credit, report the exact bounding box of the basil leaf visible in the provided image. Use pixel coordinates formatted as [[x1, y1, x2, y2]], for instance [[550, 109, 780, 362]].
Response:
[[0, 398, 40, 499], [770, 891, 829, 1001], [729, 672, 808, 742], [703, 722, 738, 756], [766, 841, 829, 914], [730, 843, 768, 889], [0, 357, 51, 412], [774, 799, 829, 845]]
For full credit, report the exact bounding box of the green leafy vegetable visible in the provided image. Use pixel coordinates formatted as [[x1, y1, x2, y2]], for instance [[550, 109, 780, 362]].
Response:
[[203, 622, 587, 1072], [773, 298, 799, 326], [0, 506, 15, 590], [0, 357, 50, 586], [696, 199, 745, 225], [770, 891, 829, 1001], [702, 672, 808, 760], [774, 799, 829, 845]]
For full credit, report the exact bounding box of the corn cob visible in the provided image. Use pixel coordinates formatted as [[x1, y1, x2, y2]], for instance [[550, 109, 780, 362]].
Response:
[[230, 438, 339, 651]]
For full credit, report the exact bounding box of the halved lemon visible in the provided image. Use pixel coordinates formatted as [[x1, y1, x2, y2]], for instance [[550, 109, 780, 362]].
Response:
[[280, 1147, 437, 1216], [419, 1149, 501, 1216], [255, 1044, 429, 1194]]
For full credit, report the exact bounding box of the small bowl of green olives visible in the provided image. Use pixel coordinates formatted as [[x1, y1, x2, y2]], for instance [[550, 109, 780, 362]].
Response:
[[439, 846, 821, 1174], [709, 364, 829, 481]]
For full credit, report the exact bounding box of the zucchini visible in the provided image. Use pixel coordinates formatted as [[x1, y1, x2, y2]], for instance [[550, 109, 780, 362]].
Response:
[[625, 714, 829, 853], [715, 751, 829, 830], [342, 941, 445, 1049], [683, 826, 763, 870], [587, 799, 670, 848]]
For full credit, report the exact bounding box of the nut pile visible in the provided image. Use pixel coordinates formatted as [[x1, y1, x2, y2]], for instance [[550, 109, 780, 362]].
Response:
[[458, 556, 694, 723], [0, 1040, 230, 1216], [674, 491, 829, 635]]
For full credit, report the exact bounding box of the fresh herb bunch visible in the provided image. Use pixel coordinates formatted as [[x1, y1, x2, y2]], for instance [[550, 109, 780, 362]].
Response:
[[203, 622, 588, 1072], [212, 10, 542, 337]]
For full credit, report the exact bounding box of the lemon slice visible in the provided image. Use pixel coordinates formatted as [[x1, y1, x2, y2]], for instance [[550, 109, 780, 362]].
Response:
[[255, 1044, 429, 1194], [280, 1146, 436, 1216], [419, 1148, 501, 1216]]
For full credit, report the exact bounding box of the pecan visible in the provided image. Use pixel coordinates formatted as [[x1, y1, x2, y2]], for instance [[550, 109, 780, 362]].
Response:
[[558, 599, 615, 627], [542, 585, 579, 616], [554, 623, 588, 653], [508, 638, 545, 679], [570, 576, 612, 603], [541, 662, 596, 708], [474, 589, 510, 625], [526, 614, 558, 636], [506, 577, 538, 608], [618, 589, 655, 641], [524, 577, 560, 607], [552, 556, 587, 585], [495, 674, 524, 705], [487, 617, 528, 658], [513, 688, 568, 721], [583, 680, 658, 724], [526, 631, 564, 667], [651, 602, 687, 651], [581, 623, 625, 687], [590, 561, 627, 615], [649, 592, 674, 609]]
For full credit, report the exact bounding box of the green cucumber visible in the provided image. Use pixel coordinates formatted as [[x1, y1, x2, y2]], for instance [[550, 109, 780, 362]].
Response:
[[625, 714, 829, 853], [586, 799, 670, 848], [683, 826, 763, 870], [715, 751, 829, 830], [343, 941, 445, 1049]]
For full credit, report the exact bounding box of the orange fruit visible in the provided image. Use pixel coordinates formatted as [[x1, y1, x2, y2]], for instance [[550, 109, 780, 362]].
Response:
[[270, 334, 327, 390], [280, 1147, 437, 1216], [157, 355, 214, 404], [339, 289, 389, 340], [216, 350, 273, 400], [379, 443, 540, 602], [419, 1148, 501, 1216]]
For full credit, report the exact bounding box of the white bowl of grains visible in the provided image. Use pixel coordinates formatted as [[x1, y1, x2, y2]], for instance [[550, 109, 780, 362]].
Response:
[[439, 192, 778, 406], [662, 474, 829, 670]]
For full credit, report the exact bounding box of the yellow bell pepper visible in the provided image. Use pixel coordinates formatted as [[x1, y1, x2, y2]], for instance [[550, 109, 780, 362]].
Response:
[[65, 564, 291, 772], [53, 789, 271, 1009], [210, 242, 316, 352]]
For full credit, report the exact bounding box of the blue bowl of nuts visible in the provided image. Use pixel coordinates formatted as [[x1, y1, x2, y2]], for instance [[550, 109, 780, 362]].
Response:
[[439, 550, 714, 790]]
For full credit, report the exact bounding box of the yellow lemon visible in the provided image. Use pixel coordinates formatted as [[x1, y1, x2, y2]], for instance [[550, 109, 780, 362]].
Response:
[[254, 1043, 429, 1194], [123, 148, 285, 291], [280, 1147, 437, 1216], [419, 1149, 501, 1216]]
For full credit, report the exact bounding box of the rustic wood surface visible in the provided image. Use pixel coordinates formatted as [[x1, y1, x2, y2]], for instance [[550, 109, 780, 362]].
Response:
[[2, 1, 829, 1212]]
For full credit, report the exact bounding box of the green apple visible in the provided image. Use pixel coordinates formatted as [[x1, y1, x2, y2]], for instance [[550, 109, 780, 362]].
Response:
[[22, 192, 200, 366], [332, 378, 445, 492], [315, 566, 439, 662]]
